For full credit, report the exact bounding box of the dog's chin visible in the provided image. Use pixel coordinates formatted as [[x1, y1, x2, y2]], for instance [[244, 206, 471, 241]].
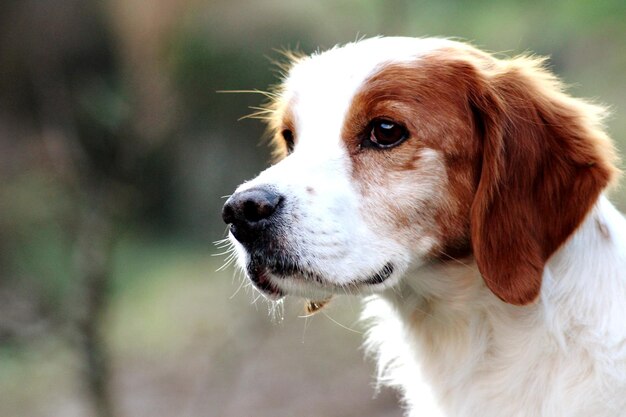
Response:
[[246, 258, 396, 301]]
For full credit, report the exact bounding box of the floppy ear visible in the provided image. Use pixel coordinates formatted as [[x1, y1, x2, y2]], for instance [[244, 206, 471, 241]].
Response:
[[469, 57, 618, 305]]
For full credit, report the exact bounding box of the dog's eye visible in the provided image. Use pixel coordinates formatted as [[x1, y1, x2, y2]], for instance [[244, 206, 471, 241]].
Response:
[[367, 119, 409, 149], [281, 129, 295, 153]]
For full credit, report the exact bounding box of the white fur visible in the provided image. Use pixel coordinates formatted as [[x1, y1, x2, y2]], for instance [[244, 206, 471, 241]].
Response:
[[363, 196, 626, 416]]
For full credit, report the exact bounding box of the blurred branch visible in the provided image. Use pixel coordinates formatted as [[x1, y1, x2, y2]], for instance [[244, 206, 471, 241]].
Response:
[[73, 184, 116, 417]]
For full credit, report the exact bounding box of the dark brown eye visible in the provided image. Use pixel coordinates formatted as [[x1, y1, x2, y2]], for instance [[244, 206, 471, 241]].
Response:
[[367, 119, 409, 149], [281, 129, 295, 153]]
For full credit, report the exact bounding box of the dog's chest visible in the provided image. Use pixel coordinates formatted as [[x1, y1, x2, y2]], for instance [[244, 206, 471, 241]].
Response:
[[366, 292, 625, 417]]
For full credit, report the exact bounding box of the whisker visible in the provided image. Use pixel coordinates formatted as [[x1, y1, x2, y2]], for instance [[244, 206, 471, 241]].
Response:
[[320, 310, 363, 334], [248, 106, 274, 112], [436, 250, 474, 271], [214, 241, 235, 250], [268, 299, 285, 323], [301, 315, 312, 343], [216, 256, 237, 272], [212, 248, 235, 257], [238, 111, 275, 122], [213, 242, 233, 250], [230, 272, 247, 299], [216, 89, 279, 99]]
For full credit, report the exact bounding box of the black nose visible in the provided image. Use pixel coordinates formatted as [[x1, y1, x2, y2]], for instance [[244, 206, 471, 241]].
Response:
[[222, 187, 284, 243]]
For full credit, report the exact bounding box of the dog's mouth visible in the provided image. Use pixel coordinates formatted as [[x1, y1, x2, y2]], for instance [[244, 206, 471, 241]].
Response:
[[246, 257, 395, 301], [248, 262, 285, 300]]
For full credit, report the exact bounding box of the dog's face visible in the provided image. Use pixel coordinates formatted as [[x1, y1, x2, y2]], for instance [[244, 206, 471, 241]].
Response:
[[222, 37, 614, 305]]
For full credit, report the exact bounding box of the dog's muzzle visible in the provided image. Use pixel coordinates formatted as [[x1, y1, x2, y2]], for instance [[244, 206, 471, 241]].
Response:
[[222, 186, 287, 298], [222, 185, 396, 301]]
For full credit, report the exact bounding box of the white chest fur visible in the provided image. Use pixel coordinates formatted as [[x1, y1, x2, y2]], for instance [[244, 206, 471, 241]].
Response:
[[363, 196, 626, 417]]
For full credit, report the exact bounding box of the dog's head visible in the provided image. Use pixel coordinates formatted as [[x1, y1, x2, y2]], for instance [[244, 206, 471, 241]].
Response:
[[222, 37, 617, 306]]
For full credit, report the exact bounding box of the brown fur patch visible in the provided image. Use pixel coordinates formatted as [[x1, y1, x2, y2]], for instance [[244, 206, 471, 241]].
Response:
[[467, 54, 618, 305], [342, 57, 484, 264], [341, 47, 619, 305], [266, 100, 296, 161], [261, 51, 307, 161]]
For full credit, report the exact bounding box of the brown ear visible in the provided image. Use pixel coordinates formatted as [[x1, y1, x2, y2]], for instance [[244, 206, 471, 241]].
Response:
[[469, 57, 618, 305]]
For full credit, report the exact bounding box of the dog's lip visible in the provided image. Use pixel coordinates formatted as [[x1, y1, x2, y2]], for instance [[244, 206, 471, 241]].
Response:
[[248, 263, 285, 300], [361, 262, 394, 286], [247, 258, 395, 299]]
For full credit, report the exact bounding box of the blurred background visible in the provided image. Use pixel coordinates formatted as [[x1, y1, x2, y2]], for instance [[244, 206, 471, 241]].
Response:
[[0, 1, 625, 416]]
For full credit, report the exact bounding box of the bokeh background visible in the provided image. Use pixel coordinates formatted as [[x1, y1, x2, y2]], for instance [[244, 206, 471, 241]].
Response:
[[1, 1, 625, 416]]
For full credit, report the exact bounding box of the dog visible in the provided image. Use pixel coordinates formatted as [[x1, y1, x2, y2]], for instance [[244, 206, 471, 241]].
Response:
[[221, 37, 626, 417]]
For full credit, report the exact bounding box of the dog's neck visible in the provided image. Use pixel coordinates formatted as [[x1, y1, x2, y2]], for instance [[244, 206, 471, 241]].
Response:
[[364, 195, 626, 416], [395, 195, 625, 322]]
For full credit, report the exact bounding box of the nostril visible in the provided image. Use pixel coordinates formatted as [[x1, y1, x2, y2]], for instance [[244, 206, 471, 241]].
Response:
[[221, 203, 235, 224], [242, 195, 281, 222], [243, 199, 263, 222], [221, 187, 284, 227]]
